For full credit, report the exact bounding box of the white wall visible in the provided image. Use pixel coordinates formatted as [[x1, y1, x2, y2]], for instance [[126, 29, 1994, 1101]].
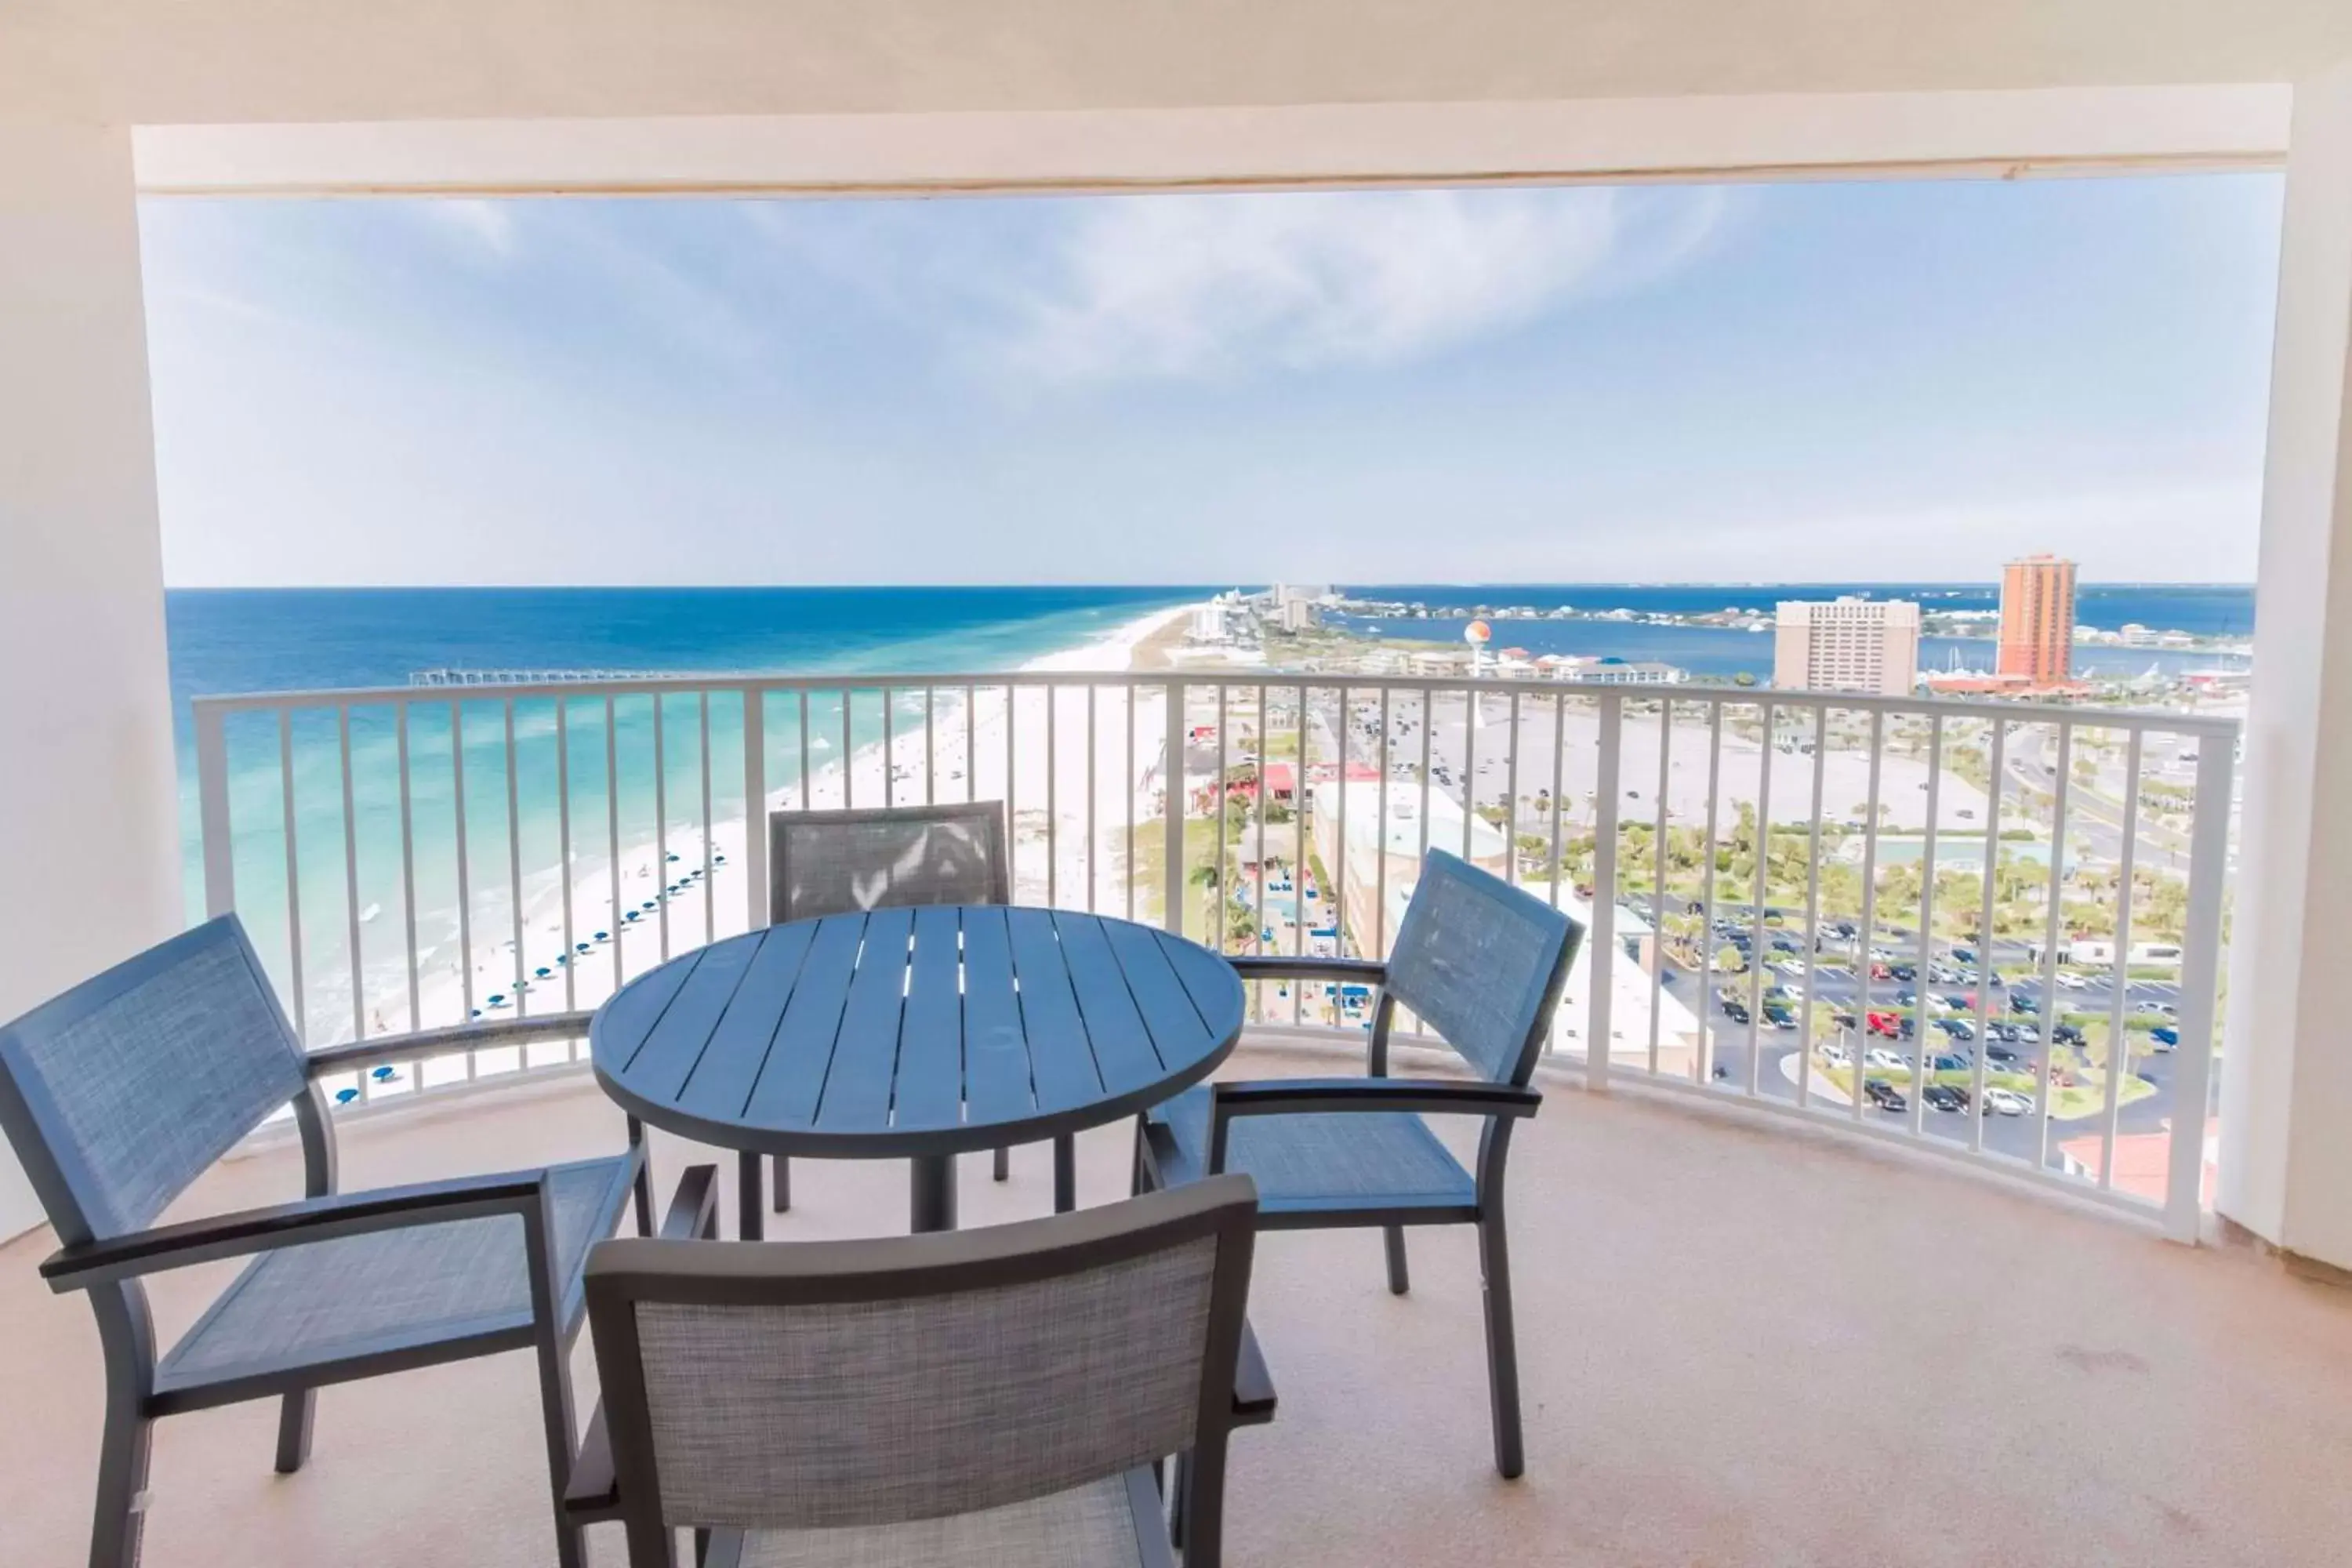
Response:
[[0, 124, 182, 1242], [2218, 60, 2352, 1267]]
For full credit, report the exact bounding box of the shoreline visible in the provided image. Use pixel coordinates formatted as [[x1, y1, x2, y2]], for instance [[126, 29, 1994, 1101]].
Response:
[[348, 599, 1199, 1081]]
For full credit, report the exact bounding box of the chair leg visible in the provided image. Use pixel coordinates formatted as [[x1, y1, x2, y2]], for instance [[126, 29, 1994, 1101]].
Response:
[[1478, 1212, 1525, 1479], [627, 1114, 654, 1237], [1169, 1450, 1192, 1550], [89, 1403, 153, 1568], [274, 1388, 316, 1474], [1053, 1134, 1076, 1213], [535, 1338, 586, 1568], [771, 1153, 791, 1214], [993, 1145, 1011, 1181], [1383, 1226, 1410, 1295], [739, 1152, 765, 1241]]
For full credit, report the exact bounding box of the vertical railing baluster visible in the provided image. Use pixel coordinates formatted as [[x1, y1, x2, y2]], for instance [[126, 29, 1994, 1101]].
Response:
[[1745, 701, 1773, 1098], [655, 694, 671, 958], [1294, 682, 1308, 1027], [452, 702, 474, 1053], [966, 683, 978, 807], [557, 699, 575, 1016], [506, 699, 525, 1021], [797, 691, 811, 811], [1257, 685, 1269, 1014], [1376, 687, 1392, 956], [604, 696, 622, 989], [1547, 690, 1564, 913], [1910, 713, 1943, 1140], [2032, 724, 2074, 1170], [1215, 683, 1229, 957], [699, 692, 714, 942], [1047, 684, 1059, 909], [1336, 685, 1351, 961], [1006, 685, 1018, 891], [1796, 706, 1827, 1111], [841, 690, 853, 811], [1650, 699, 1671, 1073], [2167, 733, 2234, 1240], [1968, 721, 2006, 1152], [338, 705, 365, 1048], [397, 702, 420, 1032], [1161, 681, 1186, 935], [1852, 710, 1886, 1123], [884, 685, 896, 810], [1461, 685, 1476, 862], [1125, 682, 1137, 921], [2097, 730, 2145, 1189], [925, 685, 936, 807], [742, 689, 768, 932], [1087, 684, 1098, 913], [278, 707, 309, 1046], [1504, 689, 1521, 887], [1696, 701, 1723, 1086], [1588, 691, 1621, 1091]]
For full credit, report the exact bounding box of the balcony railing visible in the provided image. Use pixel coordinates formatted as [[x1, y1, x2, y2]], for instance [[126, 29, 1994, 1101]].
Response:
[[189, 671, 2236, 1240]]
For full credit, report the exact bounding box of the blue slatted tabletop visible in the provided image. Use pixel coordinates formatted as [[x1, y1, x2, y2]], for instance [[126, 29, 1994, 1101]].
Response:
[[591, 909, 1245, 1184]]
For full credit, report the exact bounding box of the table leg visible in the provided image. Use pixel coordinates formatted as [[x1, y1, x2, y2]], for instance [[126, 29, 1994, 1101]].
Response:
[[738, 1151, 765, 1241], [909, 1153, 957, 1232]]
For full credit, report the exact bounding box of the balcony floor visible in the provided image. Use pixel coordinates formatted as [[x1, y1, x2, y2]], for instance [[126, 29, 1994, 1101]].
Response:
[[6, 1038, 2352, 1566]]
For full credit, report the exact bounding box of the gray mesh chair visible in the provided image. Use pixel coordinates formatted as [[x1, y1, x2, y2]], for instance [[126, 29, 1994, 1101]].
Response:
[[760, 803, 1047, 1218], [574, 1174, 1261, 1568], [1140, 849, 1582, 1479], [0, 915, 644, 1568]]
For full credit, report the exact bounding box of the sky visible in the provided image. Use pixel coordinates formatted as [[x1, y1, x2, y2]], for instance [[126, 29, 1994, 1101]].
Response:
[[138, 173, 2285, 588]]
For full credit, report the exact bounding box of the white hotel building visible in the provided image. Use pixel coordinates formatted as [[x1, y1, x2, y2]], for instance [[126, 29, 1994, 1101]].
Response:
[[1772, 595, 1922, 697]]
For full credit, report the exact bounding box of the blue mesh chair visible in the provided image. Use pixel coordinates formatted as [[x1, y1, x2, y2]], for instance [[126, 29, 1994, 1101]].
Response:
[[0, 916, 644, 1568], [1140, 849, 1582, 1479]]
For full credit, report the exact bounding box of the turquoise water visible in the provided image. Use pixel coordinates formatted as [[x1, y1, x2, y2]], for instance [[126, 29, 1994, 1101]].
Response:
[[169, 587, 1205, 1039]]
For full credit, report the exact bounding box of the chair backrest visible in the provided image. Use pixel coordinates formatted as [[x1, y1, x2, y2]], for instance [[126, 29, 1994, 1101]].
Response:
[[1385, 850, 1584, 1087], [586, 1174, 1258, 1536], [0, 915, 307, 1245], [768, 802, 1011, 924]]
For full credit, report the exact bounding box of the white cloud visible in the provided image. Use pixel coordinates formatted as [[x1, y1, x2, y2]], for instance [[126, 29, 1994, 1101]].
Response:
[[993, 186, 1734, 384], [414, 199, 521, 261]]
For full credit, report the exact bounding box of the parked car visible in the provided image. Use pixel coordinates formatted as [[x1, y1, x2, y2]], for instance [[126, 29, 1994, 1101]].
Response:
[[1984, 1022, 2019, 1044], [1866, 1011, 1903, 1038], [2010, 992, 2040, 1014], [1923, 1084, 1969, 1114], [1984, 1044, 2023, 1067], [1936, 1018, 1976, 1041], [1981, 1086, 2031, 1116], [1864, 1080, 1907, 1112], [1832, 1011, 1860, 1030], [2056, 971, 2089, 990], [1765, 1004, 1799, 1030], [1775, 959, 1807, 978], [1722, 999, 1751, 1023], [2151, 1025, 2180, 1050], [1889, 963, 1917, 982], [1864, 1047, 1909, 1073], [1819, 1041, 1853, 1068], [2053, 1023, 2088, 1047], [1929, 1052, 1972, 1073]]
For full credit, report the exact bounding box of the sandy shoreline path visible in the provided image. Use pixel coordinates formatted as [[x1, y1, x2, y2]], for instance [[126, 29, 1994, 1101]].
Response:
[[361, 602, 1196, 1087]]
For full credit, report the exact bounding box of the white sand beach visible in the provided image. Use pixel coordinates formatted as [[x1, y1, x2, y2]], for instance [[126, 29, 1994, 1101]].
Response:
[[352, 603, 1193, 1091]]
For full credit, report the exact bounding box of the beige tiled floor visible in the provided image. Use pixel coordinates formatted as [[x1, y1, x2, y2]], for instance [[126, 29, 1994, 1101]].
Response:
[[5, 1039, 2352, 1566]]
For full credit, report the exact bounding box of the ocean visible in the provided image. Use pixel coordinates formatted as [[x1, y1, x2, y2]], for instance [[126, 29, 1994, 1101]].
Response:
[[169, 586, 1206, 1036], [1327, 582, 2256, 683]]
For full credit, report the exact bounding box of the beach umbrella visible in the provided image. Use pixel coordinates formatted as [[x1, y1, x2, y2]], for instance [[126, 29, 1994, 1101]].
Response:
[[578, 942, 592, 951], [666, 851, 681, 862], [488, 993, 506, 1006], [593, 932, 608, 942], [625, 912, 640, 921], [336, 1088, 360, 1105], [535, 967, 551, 978], [372, 1065, 395, 1081]]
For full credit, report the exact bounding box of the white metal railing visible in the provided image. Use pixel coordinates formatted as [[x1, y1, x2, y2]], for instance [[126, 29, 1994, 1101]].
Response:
[[190, 672, 2237, 1237]]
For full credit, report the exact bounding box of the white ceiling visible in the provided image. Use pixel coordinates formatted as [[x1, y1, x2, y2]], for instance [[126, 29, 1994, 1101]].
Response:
[[5, 0, 2350, 128]]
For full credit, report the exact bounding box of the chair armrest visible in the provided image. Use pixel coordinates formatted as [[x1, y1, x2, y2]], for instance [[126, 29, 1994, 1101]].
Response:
[[1233, 1316, 1278, 1428], [1224, 956, 1388, 985], [1211, 1078, 1541, 1120], [660, 1163, 720, 1242], [39, 1170, 551, 1294], [303, 1011, 594, 1076]]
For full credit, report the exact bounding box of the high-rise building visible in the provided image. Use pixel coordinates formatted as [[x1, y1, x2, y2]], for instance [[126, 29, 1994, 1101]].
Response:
[[1997, 554, 2077, 685], [1773, 597, 1921, 697]]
